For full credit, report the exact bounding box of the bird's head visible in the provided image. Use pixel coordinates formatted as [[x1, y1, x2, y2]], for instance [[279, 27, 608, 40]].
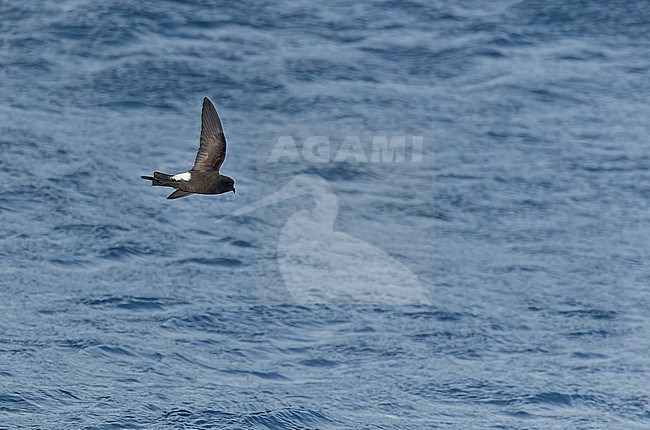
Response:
[[223, 176, 236, 193]]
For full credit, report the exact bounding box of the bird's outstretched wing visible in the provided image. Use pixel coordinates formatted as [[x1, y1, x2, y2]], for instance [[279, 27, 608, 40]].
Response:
[[192, 97, 227, 172], [167, 189, 192, 199]]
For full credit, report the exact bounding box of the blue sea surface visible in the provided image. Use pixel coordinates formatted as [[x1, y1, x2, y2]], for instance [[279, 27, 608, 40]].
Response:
[[1, 0, 650, 428]]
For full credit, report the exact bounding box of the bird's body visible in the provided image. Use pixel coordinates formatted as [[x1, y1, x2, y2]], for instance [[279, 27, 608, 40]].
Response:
[[143, 170, 235, 199], [141, 97, 235, 199]]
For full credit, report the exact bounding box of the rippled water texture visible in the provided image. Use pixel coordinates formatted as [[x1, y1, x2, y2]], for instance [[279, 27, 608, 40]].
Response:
[[1, 1, 649, 428]]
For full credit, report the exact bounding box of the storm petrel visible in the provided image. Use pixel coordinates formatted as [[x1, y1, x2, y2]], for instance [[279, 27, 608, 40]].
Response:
[[141, 97, 235, 199]]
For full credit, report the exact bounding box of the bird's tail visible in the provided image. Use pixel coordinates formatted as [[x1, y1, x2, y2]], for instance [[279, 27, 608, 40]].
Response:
[[141, 171, 177, 187]]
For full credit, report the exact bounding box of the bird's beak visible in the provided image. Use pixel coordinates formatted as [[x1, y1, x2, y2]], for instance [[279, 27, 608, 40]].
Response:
[[232, 188, 236, 193]]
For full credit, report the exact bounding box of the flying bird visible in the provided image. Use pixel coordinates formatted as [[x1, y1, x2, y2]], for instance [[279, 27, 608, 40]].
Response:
[[141, 97, 235, 199]]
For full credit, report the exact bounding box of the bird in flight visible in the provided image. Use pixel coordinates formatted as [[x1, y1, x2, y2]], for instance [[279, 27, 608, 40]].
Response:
[[141, 97, 235, 199]]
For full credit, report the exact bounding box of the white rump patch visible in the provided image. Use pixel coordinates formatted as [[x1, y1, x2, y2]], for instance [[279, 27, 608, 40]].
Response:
[[172, 172, 191, 181]]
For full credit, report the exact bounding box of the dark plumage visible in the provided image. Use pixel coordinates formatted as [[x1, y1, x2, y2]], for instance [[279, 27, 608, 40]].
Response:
[[141, 97, 235, 199]]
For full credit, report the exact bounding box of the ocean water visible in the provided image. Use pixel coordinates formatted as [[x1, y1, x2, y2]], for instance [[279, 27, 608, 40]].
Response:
[[1, 0, 650, 428]]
